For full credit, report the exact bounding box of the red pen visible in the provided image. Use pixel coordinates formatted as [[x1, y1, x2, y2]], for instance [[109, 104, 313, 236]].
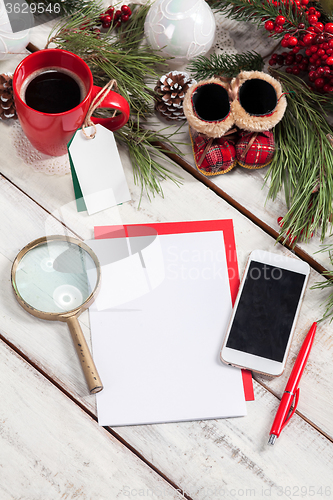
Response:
[[268, 322, 317, 445]]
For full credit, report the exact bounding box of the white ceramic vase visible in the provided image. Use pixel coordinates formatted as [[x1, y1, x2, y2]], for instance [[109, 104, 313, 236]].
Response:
[[144, 0, 216, 63]]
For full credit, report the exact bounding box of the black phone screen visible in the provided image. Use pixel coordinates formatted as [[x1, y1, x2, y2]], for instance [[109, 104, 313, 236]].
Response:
[[226, 261, 306, 362]]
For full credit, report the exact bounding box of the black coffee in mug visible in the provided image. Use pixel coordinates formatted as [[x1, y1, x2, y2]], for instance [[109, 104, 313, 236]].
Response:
[[23, 68, 85, 114]]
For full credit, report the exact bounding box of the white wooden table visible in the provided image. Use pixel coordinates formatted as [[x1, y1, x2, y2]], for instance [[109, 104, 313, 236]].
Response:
[[0, 11, 333, 500]]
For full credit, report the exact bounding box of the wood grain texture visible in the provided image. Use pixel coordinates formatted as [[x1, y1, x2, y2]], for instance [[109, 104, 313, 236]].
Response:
[[1, 14, 333, 499], [0, 167, 332, 500], [0, 338, 185, 500], [115, 382, 333, 500]]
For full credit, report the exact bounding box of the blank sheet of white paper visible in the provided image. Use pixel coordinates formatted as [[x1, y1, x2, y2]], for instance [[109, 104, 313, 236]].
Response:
[[88, 231, 247, 426]]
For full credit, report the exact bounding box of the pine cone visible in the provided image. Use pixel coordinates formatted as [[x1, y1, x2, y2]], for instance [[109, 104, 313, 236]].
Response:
[[0, 74, 17, 120], [154, 71, 196, 121]]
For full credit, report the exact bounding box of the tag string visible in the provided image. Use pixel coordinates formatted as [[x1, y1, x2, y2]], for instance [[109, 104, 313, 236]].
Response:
[[82, 79, 118, 139]]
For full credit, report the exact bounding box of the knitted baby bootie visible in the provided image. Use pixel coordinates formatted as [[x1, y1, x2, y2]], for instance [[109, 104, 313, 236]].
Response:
[[230, 71, 286, 169], [183, 78, 237, 176], [190, 128, 237, 176]]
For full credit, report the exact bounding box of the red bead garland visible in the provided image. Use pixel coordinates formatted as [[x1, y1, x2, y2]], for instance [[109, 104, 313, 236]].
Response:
[[99, 4, 132, 30], [266, 2, 333, 93]]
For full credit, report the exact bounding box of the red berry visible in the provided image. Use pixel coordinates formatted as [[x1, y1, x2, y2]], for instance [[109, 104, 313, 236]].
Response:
[[115, 9, 122, 19], [308, 15, 318, 25], [308, 6, 316, 14], [286, 67, 293, 73], [315, 22, 324, 32], [315, 34, 325, 43], [288, 36, 298, 46], [107, 6, 114, 14], [301, 0, 309, 4], [121, 14, 129, 22], [310, 44, 318, 53], [303, 34, 314, 45], [315, 77, 325, 87], [116, 20, 122, 27], [309, 70, 316, 81], [325, 23, 333, 34], [315, 11, 321, 18], [327, 56, 333, 65], [318, 48, 325, 57], [269, 58, 276, 65], [275, 25, 284, 33], [103, 14, 112, 23], [292, 66, 301, 75], [275, 15, 286, 25], [281, 39, 290, 47], [121, 5, 132, 15], [298, 23, 306, 29], [283, 33, 291, 39], [102, 21, 111, 29], [265, 20, 275, 31]]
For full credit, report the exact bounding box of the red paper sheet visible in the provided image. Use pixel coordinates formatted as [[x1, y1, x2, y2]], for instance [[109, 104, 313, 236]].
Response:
[[94, 220, 254, 401]]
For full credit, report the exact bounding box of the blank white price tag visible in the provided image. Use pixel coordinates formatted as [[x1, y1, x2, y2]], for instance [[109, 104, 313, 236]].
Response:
[[68, 125, 131, 215]]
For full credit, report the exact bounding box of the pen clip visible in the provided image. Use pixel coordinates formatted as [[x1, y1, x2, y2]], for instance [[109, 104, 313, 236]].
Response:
[[282, 388, 300, 430]]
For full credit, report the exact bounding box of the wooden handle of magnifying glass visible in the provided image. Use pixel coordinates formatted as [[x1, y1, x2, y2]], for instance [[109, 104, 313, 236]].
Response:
[[67, 316, 103, 394]]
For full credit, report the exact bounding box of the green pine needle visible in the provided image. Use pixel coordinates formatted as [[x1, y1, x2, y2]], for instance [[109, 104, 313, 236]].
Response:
[[207, 0, 308, 38], [46, 3, 183, 200], [265, 69, 333, 245], [115, 120, 183, 204], [311, 244, 333, 323], [187, 51, 264, 80]]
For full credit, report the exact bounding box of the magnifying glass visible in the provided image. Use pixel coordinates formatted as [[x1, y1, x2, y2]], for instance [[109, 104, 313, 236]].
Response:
[[11, 235, 103, 394]]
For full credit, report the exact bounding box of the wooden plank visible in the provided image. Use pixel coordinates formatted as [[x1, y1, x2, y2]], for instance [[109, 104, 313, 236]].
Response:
[[1, 16, 333, 498], [0, 337, 185, 500], [0, 165, 332, 442], [115, 381, 333, 500]]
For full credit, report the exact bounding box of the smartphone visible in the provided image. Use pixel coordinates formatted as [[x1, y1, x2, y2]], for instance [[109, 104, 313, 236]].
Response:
[[220, 250, 310, 376]]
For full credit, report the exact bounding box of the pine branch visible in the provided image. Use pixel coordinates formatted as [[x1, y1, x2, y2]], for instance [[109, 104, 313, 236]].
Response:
[[117, 3, 150, 48], [311, 244, 333, 322], [115, 120, 183, 204], [47, 6, 168, 117], [46, 3, 183, 200], [265, 69, 333, 244], [187, 52, 264, 80], [27, 0, 100, 16], [208, 0, 309, 37]]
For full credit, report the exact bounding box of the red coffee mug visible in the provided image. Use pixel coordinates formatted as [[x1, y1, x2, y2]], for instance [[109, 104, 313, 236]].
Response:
[[13, 49, 130, 157]]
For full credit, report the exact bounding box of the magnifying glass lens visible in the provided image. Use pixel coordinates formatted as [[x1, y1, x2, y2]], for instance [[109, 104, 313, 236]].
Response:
[[14, 241, 98, 314], [12, 236, 102, 394]]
